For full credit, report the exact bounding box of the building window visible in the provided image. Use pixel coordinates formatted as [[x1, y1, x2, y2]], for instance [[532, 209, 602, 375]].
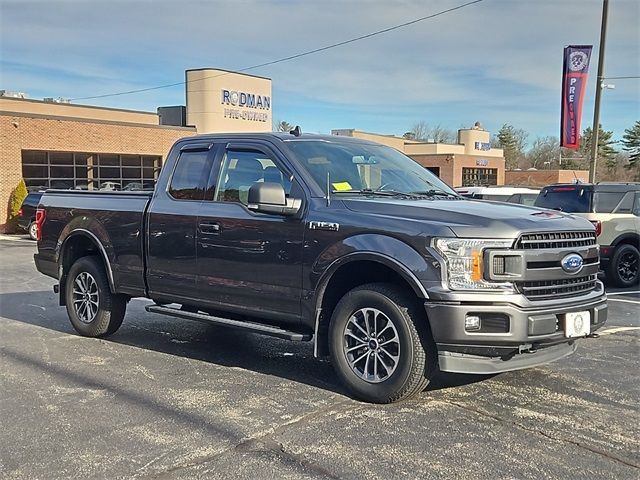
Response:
[[21, 150, 162, 191], [462, 167, 498, 186], [425, 166, 440, 177]]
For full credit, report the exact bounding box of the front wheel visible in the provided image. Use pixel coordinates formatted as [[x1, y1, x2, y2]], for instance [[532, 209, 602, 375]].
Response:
[[329, 283, 437, 403], [607, 244, 640, 288], [65, 256, 127, 337]]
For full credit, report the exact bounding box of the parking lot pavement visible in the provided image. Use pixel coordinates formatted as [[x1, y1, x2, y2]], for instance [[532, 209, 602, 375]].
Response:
[[1, 237, 638, 479]]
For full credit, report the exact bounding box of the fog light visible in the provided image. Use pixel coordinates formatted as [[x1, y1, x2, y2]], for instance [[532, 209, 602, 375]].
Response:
[[465, 315, 481, 331]]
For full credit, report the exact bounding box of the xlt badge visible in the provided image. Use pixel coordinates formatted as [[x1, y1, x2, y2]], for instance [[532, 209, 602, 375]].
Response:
[[308, 221, 339, 232]]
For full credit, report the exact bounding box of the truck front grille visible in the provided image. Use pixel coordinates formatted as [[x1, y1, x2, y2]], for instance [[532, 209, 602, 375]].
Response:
[[516, 274, 598, 300], [516, 231, 596, 250]]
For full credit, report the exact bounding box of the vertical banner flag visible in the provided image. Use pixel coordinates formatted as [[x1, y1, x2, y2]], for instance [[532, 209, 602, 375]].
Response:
[[560, 45, 593, 149]]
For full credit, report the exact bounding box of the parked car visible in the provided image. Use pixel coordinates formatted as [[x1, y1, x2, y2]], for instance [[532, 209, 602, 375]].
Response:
[[535, 182, 640, 287], [456, 186, 540, 205], [33, 132, 606, 403], [99, 181, 121, 191], [122, 181, 155, 191], [17, 191, 43, 240]]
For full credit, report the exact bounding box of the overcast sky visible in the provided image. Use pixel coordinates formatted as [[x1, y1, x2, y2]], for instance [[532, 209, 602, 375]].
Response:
[[1, 0, 638, 142]]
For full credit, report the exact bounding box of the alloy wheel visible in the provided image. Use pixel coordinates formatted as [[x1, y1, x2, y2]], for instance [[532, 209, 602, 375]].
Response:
[[72, 272, 99, 324], [342, 307, 401, 383], [618, 250, 639, 283]]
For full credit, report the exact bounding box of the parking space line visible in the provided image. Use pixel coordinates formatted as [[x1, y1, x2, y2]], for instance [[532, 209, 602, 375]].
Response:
[[607, 291, 640, 296], [0, 235, 33, 243], [607, 298, 640, 305], [598, 326, 640, 336]]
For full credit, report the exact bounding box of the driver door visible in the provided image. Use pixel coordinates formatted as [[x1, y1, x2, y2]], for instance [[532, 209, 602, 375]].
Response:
[[196, 143, 305, 325]]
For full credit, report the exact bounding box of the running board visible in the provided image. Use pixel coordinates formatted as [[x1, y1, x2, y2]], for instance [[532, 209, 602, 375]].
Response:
[[145, 305, 312, 342]]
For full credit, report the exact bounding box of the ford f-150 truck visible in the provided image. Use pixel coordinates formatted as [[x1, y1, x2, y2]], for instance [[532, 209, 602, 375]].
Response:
[[34, 132, 607, 403]]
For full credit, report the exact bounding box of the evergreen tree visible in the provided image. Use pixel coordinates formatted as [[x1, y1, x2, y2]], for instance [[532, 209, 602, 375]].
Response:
[[622, 121, 640, 175], [580, 124, 618, 174], [496, 124, 528, 169], [275, 120, 293, 132]]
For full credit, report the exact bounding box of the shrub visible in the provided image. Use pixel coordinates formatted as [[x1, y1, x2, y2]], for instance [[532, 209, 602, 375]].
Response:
[[7, 179, 28, 233]]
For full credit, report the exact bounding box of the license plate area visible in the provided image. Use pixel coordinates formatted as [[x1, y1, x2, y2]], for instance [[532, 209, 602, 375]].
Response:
[[564, 311, 591, 338]]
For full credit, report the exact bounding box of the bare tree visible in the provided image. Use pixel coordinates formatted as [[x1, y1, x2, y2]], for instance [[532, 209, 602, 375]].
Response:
[[429, 124, 456, 144], [409, 122, 455, 143], [526, 136, 560, 169], [409, 121, 430, 141]]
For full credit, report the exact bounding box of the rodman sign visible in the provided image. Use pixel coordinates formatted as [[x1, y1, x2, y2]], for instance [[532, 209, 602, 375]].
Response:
[[560, 45, 593, 149]]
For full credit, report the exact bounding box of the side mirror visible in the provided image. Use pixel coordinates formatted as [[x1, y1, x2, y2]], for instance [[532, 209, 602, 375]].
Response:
[[248, 182, 301, 216]]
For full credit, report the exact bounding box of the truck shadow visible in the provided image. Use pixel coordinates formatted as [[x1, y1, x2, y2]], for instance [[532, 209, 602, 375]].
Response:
[[0, 290, 491, 397]]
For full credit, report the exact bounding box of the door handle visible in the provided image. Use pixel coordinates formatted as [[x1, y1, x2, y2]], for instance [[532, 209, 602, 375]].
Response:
[[199, 223, 221, 234]]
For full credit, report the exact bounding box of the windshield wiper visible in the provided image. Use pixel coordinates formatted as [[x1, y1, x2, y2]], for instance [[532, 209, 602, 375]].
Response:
[[410, 189, 460, 198], [331, 188, 414, 197]]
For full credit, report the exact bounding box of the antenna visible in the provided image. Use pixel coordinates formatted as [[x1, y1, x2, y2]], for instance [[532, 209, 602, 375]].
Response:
[[289, 125, 302, 137], [326, 171, 331, 206]]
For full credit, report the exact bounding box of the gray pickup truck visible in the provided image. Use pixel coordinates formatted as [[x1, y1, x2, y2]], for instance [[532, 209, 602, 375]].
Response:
[[34, 132, 607, 403]]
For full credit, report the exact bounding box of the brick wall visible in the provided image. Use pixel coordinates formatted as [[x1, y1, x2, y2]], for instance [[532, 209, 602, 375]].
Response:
[[0, 113, 196, 232], [505, 170, 589, 187], [408, 154, 505, 187]]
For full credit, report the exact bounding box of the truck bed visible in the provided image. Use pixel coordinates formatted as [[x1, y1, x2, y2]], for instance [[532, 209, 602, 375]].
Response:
[[35, 189, 153, 297]]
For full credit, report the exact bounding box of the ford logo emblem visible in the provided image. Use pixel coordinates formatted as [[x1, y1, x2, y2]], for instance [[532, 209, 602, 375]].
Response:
[[561, 253, 584, 274]]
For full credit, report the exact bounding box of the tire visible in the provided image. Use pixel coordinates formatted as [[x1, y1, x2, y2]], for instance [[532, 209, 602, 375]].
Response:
[[607, 244, 640, 288], [328, 283, 437, 403], [28, 221, 37, 241], [65, 256, 127, 337]]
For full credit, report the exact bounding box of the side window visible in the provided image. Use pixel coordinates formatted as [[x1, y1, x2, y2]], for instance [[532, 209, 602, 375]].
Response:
[[168, 150, 212, 200], [215, 149, 291, 205], [633, 193, 640, 217], [613, 191, 634, 214], [594, 192, 624, 213]]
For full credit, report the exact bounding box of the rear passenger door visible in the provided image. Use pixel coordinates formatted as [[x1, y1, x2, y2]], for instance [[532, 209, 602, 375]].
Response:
[[195, 142, 305, 325], [146, 143, 216, 302]]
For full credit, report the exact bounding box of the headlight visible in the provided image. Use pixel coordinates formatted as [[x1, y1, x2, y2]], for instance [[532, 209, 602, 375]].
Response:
[[432, 238, 514, 291]]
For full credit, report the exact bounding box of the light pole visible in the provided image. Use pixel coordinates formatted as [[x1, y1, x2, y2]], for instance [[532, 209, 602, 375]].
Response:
[[588, 0, 609, 183]]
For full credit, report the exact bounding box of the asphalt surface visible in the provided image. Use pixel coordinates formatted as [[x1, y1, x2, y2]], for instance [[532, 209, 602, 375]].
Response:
[[0, 235, 638, 479]]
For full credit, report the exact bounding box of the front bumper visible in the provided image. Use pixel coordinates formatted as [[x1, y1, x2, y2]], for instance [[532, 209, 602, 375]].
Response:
[[424, 285, 607, 374], [438, 342, 577, 374]]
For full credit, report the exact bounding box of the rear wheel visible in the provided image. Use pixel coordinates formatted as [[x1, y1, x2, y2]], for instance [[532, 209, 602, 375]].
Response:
[[607, 244, 640, 287], [28, 221, 37, 241], [329, 283, 437, 403], [65, 256, 127, 337]]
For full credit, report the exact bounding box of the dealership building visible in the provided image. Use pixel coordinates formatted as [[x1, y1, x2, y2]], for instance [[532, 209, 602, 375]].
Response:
[[1, 67, 508, 232], [332, 124, 505, 187], [0, 68, 272, 231]]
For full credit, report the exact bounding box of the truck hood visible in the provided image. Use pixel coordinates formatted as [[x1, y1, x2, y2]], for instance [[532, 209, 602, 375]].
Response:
[[342, 197, 595, 238]]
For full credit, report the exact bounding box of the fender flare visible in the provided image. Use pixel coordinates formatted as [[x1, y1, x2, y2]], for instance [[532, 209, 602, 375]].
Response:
[[58, 228, 116, 293], [611, 232, 640, 249], [313, 251, 429, 311], [311, 240, 435, 357]]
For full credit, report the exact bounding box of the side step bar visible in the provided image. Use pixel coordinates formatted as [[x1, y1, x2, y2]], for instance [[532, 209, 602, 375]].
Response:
[[145, 305, 312, 342]]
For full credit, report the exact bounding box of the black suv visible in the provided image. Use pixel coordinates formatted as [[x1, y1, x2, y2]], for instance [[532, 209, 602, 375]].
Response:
[[535, 183, 640, 286], [17, 191, 43, 240]]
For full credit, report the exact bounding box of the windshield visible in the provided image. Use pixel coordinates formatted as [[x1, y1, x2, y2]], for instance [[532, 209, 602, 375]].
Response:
[[286, 140, 456, 196], [534, 186, 593, 212]]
